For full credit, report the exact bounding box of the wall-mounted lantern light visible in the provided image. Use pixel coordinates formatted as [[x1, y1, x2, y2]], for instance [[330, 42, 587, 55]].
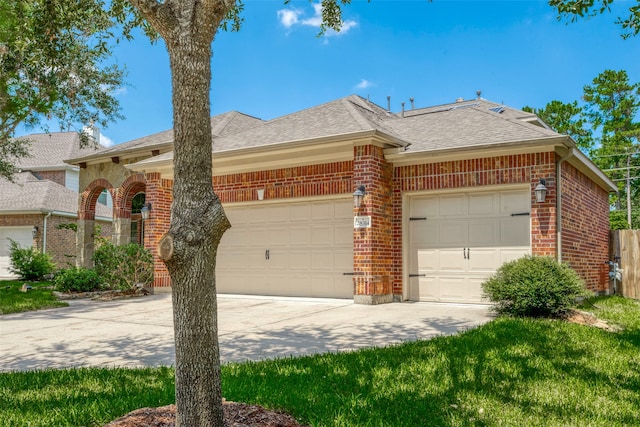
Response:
[[140, 202, 152, 221], [535, 179, 548, 203], [353, 185, 366, 208], [32, 226, 38, 238]]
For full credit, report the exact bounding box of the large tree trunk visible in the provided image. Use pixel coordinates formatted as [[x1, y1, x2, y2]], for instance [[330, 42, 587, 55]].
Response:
[[162, 23, 230, 427]]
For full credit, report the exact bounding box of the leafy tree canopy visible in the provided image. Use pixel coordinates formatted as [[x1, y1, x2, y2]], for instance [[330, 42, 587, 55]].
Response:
[[523, 100, 593, 151], [550, 0, 640, 38], [0, 0, 126, 180]]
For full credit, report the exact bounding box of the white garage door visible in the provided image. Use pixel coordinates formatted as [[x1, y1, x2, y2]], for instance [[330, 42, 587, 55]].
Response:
[[0, 227, 34, 279], [217, 199, 353, 298], [409, 188, 531, 303]]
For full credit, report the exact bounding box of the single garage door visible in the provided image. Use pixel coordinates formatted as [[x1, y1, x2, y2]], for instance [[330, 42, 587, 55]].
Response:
[[217, 198, 353, 298], [0, 227, 34, 279], [409, 188, 531, 303]]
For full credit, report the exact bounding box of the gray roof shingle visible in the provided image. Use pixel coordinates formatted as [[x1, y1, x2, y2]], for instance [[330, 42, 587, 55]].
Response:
[[0, 172, 111, 218], [15, 132, 105, 169]]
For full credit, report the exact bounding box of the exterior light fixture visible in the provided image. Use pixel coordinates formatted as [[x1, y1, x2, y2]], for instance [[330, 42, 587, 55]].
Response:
[[32, 226, 38, 238], [140, 202, 152, 221], [535, 179, 548, 203], [353, 185, 366, 208]]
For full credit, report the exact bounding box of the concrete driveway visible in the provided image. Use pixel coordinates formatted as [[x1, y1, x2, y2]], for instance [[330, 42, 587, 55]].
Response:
[[0, 294, 493, 372]]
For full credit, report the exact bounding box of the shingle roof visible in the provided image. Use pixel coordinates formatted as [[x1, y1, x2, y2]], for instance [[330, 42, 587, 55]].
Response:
[[386, 99, 560, 153], [0, 172, 111, 218], [213, 95, 402, 153], [68, 111, 264, 163], [14, 132, 105, 169]]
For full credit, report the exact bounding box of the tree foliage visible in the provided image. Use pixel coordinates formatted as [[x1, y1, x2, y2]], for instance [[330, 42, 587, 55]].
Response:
[[0, 0, 126, 180], [526, 69, 640, 224], [550, 0, 640, 39], [523, 100, 593, 150]]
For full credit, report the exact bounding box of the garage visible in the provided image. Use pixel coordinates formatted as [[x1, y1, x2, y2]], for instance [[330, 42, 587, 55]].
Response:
[[408, 187, 531, 303], [217, 198, 354, 298], [0, 226, 34, 279]]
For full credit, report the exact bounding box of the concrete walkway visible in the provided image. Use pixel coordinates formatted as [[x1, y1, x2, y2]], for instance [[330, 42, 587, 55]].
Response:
[[0, 294, 493, 372]]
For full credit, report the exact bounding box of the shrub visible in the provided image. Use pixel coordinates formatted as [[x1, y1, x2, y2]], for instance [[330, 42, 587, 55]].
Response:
[[481, 255, 590, 318], [54, 267, 104, 293], [8, 239, 55, 281], [94, 243, 154, 291]]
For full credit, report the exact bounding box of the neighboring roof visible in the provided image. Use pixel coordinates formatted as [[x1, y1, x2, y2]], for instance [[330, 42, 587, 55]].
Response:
[[67, 111, 264, 164], [0, 172, 112, 218], [15, 132, 105, 170], [387, 99, 561, 153]]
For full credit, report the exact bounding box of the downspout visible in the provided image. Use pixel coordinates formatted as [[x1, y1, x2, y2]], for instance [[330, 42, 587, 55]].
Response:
[[42, 211, 52, 254], [556, 148, 575, 263]]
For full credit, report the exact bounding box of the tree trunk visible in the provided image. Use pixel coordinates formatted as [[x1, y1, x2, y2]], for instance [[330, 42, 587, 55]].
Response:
[[164, 34, 230, 427]]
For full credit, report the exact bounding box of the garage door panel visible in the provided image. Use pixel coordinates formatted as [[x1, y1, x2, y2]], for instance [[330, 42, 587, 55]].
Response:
[[439, 276, 467, 301], [218, 199, 352, 298], [468, 219, 498, 245], [409, 189, 531, 303], [289, 227, 311, 246], [467, 248, 500, 273], [500, 191, 530, 214], [416, 249, 438, 273], [0, 227, 34, 278], [500, 248, 530, 264], [311, 225, 334, 246], [468, 193, 496, 216], [438, 222, 467, 246], [439, 195, 466, 217], [438, 249, 466, 272], [500, 217, 530, 246]]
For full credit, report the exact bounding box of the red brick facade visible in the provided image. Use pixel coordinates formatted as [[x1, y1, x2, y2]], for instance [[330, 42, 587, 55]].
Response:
[[79, 147, 610, 299], [560, 162, 610, 291]]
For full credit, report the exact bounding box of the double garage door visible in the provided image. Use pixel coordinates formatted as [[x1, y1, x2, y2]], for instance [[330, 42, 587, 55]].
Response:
[[216, 199, 353, 298], [0, 227, 33, 278], [409, 188, 531, 303]]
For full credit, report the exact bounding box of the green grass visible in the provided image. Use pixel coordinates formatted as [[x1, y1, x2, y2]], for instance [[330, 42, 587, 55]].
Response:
[[0, 280, 67, 315], [1, 296, 639, 426]]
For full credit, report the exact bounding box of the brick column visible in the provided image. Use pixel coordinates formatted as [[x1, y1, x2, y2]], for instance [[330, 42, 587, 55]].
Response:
[[530, 153, 557, 257], [353, 145, 394, 305], [144, 172, 173, 293], [76, 212, 94, 268]]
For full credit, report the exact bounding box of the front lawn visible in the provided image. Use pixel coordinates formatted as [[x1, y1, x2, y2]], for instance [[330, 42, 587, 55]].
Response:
[[1, 296, 639, 426], [0, 280, 67, 315]]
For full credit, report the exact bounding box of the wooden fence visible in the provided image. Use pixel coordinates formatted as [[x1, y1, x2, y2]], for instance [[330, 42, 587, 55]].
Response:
[[609, 230, 640, 299]]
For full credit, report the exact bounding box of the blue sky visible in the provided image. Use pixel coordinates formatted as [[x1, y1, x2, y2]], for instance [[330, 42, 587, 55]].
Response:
[[23, 1, 640, 146]]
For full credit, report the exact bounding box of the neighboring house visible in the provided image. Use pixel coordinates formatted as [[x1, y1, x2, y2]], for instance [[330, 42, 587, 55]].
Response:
[[68, 95, 616, 304], [0, 132, 112, 278]]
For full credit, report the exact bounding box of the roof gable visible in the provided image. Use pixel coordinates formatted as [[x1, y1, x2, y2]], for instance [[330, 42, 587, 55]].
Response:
[[15, 132, 105, 170]]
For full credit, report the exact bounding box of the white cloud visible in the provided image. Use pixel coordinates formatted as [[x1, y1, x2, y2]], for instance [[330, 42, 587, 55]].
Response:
[[278, 2, 358, 36], [355, 79, 374, 90], [99, 133, 115, 147], [277, 8, 301, 28]]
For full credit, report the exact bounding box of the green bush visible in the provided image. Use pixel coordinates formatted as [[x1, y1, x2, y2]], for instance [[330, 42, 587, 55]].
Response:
[[54, 267, 104, 293], [93, 243, 154, 291], [481, 255, 589, 318], [8, 239, 55, 281]]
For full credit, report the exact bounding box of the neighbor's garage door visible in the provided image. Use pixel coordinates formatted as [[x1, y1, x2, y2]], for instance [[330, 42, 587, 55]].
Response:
[[409, 188, 531, 303], [0, 227, 33, 278], [217, 199, 353, 298]]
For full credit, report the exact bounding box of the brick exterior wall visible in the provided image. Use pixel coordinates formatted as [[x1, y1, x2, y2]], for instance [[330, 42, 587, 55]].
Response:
[[392, 152, 558, 297], [37, 171, 66, 187], [80, 149, 610, 300], [353, 145, 394, 304], [560, 162, 610, 292], [0, 214, 112, 270]]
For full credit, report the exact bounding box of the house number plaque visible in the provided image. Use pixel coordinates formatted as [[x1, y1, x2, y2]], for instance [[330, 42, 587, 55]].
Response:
[[354, 216, 372, 229]]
